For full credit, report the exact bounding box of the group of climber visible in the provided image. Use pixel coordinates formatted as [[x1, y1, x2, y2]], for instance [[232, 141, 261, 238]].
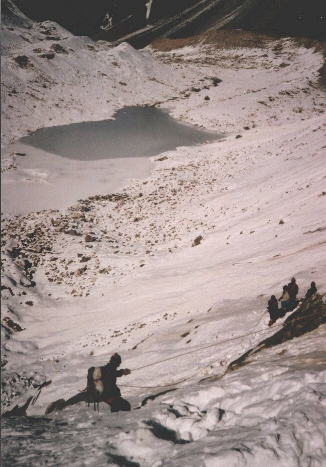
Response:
[[63, 280, 319, 414], [86, 280, 318, 412], [267, 278, 317, 326]]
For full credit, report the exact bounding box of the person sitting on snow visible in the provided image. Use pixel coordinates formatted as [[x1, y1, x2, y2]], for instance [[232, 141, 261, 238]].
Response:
[[279, 285, 290, 315], [304, 281, 317, 301], [287, 277, 299, 310], [267, 295, 279, 326]]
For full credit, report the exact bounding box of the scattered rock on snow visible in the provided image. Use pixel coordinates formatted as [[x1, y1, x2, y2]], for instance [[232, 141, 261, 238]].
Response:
[[181, 331, 190, 338], [64, 228, 81, 236], [192, 235, 203, 247], [85, 234, 97, 242], [75, 265, 87, 276], [210, 77, 222, 86], [51, 43, 68, 54], [80, 256, 91, 263], [40, 52, 55, 60], [2, 317, 24, 332], [14, 55, 33, 68]]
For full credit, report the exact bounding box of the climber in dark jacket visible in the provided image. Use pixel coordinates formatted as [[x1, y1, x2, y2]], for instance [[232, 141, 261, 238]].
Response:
[[101, 353, 131, 412], [267, 295, 279, 326], [287, 277, 299, 310], [304, 281, 317, 301], [46, 354, 131, 415]]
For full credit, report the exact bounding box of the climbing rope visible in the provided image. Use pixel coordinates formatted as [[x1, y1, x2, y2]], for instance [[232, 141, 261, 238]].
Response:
[[119, 321, 285, 389], [130, 322, 284, 373], [120, 373, 197, 389], [120, 308, 318, 390]]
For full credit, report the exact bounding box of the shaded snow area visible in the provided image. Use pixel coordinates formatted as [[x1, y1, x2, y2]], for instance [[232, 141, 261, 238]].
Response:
[[1, 12, 326, 467]]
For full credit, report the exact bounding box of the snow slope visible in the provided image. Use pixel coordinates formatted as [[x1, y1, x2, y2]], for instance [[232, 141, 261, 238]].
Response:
[[1, 12, 326, 467]]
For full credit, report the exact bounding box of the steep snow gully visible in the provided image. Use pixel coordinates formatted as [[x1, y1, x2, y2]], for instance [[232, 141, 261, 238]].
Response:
[[1, 2, 326, 467]]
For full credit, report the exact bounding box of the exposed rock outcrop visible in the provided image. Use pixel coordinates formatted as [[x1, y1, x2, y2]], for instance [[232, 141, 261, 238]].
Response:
[[228, 294, 326, 371]]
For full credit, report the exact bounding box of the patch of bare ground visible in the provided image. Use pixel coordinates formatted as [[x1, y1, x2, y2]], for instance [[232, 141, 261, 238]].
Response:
[[153, 29, 326, 53], [151, 29, 275, 52], [152, 30, 326, 87]]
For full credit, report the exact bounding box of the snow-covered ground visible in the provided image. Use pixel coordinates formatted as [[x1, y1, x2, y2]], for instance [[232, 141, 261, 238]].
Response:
[[1, 11, 326, 467]]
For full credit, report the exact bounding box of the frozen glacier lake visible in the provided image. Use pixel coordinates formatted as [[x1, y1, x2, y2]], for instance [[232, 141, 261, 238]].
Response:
[[1, 107, 219, 215], [19, 106, 219, 160]]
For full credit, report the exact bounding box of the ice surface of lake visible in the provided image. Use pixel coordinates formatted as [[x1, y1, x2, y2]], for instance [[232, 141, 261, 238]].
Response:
[[20, 106, 219, 160], [2, 107, 220, 215]]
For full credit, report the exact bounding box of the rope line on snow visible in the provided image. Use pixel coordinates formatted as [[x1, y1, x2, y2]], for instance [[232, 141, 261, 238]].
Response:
[[120, 310, 314, 389], [130, 322, 284, 373], [120, 373, 198, 389], [119, 322, 284, 389]]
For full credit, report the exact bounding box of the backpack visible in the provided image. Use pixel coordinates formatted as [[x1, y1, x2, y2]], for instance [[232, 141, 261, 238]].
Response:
[[86, 366, 104, 411]]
